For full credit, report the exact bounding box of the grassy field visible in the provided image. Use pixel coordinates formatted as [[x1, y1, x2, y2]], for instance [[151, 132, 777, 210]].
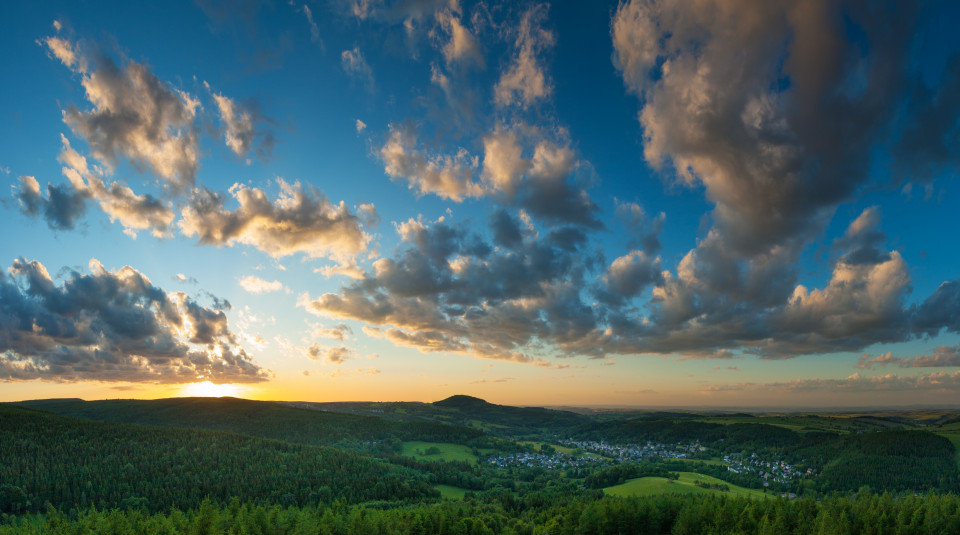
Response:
[[401, 441, 478, 463], [434, 485, 469, 499], [604, 471, 771, 499]]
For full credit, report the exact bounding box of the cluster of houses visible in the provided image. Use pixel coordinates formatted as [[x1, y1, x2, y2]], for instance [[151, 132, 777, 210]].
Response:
[[723, 452, 810, 487], [560, 439, 703, 462], [485, 451, 606, 470]]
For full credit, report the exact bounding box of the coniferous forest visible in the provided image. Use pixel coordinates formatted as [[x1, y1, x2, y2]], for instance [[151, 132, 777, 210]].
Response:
[[3, 397, 960, 534]]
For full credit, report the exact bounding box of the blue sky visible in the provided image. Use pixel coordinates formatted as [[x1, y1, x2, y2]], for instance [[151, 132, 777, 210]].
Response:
[[1, 0, 959, 407]]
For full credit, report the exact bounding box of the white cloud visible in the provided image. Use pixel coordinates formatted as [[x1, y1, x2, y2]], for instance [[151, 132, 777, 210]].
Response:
[[238, 275, 284, 294], [179, 178, 372, 261], [45, 36, 200, 192]]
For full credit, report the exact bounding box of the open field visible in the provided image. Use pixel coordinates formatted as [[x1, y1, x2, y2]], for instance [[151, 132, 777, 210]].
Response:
[[604, 471, 771, 499], [401, 441, 478, 463], [434, 485, 470, 499]]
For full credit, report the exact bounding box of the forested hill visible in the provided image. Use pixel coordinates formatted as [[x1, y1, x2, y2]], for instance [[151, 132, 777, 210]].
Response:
[[294, 395, 592, 438], [12, 397, 481, 448], [572, 415, 805, 450], [431, 395, 592, 435], [0, 405, 436, 514]]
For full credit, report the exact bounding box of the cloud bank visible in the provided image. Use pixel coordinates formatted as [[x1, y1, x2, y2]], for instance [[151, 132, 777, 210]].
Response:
[[0, 258, 270, 383]]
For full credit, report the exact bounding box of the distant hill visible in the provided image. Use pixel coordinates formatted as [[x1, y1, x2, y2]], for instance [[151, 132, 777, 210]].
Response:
[[434, 394, 492, 408], [287, 395, 593, 438], [430, 395, 592, 437], [13, 397, 481, 447]]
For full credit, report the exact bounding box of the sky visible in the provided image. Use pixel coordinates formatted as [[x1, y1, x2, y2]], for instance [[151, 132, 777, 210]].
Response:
[[1, 0, 959, 408]]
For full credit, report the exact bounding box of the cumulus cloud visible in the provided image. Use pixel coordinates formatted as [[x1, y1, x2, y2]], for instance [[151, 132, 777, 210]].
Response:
[[380, 122, 600, 227], [15, 135, 175, 238], [14, 175, 88, 231], [0, 258, 270, 383], [494, 4, 553, 108], [305, 205, 959, 364], [380, 123, 484, 201], [857, 346, 960, 369], [238, 275, 284, 294], [312, 322, 353, 341], [596, 250, 663, 305], [607, 1, 960, 362], [300, 214, 603, 364], [45, 36, 200, 192], [612, 0, 927, 256], [306, 343, 352, 364], [179, 178, 372, 261]]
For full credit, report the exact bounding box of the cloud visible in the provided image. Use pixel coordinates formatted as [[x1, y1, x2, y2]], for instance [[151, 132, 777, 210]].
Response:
[[380, 122, 601, 228], [612, 0, 928, 257], [312, 323, 353, 341], [434, 3, 482, 67], [174, 273, 198, 284], [596, 250, 663, 305], [0, 258, 270, 383], [704, 371, 960, 394], [58, 135, 176, 238], [306, 343, 352, 364], [179, 178, 372, 261], [355, 119, 367, 132], [43, 36, 82, 71], [14, 175, 88, 231], [469, 377, 515, 384], [607, 1, 960, 361], [341, 46, 375, 92], [380, 123, 483, 201], [238, 275, 284, 294], [315, 261, 367, 279], [303, 4, 321, 43], [345, 0, 447, 25], [14, 135, 175, 237], [494, 5, 553, 108], [615, 200, 665, 254], [45, 36, 200, 192], [300, 214, 603, 364], [857, 346, 960, 369], [208, 88, 275, 160]]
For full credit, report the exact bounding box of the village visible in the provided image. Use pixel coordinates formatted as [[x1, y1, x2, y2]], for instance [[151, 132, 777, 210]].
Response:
[[561, 439, 705, 462], [723, 452, 810, 488], [483, 438, 809, 492]]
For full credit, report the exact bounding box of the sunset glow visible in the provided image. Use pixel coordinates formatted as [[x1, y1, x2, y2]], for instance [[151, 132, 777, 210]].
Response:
[[178, 382, 244, 399]]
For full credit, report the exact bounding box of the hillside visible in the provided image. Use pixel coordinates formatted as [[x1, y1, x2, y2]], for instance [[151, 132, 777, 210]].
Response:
[[0, 405, 436, 514], [13, 397, 481, 449]]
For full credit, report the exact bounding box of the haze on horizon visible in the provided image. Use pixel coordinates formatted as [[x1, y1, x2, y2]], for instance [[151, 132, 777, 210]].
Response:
[[1, 0, 959, 408]]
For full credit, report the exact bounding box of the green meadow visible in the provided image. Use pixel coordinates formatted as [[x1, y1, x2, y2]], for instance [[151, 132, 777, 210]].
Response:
[[604, 471, 772, 499]]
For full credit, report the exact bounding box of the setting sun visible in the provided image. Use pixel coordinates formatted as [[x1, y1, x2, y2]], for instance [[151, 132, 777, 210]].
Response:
[[178, 381, 243, 398]]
